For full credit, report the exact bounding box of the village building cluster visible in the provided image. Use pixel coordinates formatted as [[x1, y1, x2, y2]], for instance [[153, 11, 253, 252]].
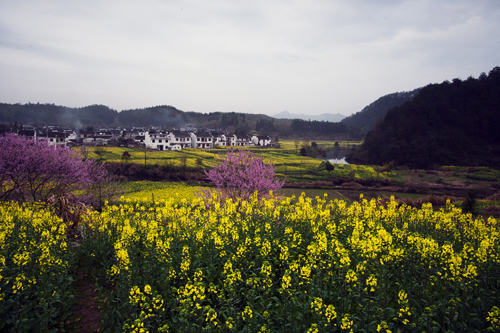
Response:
[[13, 124, 274, 150]]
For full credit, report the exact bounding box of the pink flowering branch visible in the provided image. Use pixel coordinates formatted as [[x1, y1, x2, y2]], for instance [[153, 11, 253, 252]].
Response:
[[0, 133, 109, 205], [197, 147, 285, 204]]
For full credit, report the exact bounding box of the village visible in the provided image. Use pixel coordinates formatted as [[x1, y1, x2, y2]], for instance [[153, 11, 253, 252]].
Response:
[[13, 123, 276, 150]]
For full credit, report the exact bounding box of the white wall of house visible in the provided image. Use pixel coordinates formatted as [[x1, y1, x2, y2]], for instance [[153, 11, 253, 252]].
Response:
[[47, 137, 66, 147], [214, 134, 228, 146], [252, 136, 271, 146], [67, 133, 77, 141], [170, 144, 182, 151], [145, 132, 170, 150], [235, 135, 250, 146], [167, 132, 192, 149], [190, 133, 214, 149], [229, 135, 237, 146]]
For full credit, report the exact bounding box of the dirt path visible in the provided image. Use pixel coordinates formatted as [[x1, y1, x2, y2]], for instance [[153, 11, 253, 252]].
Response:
[[68, 270, 102, 332]]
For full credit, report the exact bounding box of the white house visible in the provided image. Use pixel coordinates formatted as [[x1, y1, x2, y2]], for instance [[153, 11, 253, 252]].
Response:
[[213, 133, 228, 146], [228, 134, 237, 146], [167, 131, 192, 149], [235, 134, 251, 146], [190, 132, 214, 149], [46, 132, 67, 148], [251, 135, 272, 146], [144, 131, 170, 150]]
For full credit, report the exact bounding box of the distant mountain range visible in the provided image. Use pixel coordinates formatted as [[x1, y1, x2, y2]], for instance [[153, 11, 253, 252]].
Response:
[[273, 111, 346, 122], [0, 103, 358, 139]]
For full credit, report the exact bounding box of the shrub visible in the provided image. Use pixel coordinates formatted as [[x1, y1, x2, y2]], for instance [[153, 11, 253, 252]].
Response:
[[462, 190, 478, 215], [121, 151, 131, 163], [325, 161, 334, 173]]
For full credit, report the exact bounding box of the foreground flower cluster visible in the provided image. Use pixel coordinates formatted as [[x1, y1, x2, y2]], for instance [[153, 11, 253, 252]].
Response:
[[79, 193, 500, 332], [0, 202, 74, 332]]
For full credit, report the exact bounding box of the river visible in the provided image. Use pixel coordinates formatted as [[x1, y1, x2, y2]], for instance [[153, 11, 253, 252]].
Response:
[[322, 150, 349, 164]]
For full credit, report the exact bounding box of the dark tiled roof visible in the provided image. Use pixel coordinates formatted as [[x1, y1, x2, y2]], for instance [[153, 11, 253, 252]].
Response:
[[18, 129, 36, 136], [170, 131, 191, 138], [47, 132, 67, 138], [195, 132, 213, 138]]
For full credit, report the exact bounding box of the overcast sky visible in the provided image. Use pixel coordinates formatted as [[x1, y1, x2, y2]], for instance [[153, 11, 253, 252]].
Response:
[[1, 0, 499, 117]]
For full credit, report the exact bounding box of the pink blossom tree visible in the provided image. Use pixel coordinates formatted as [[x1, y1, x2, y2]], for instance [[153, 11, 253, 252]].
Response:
[[198, 148, 285, 203], [0, 133, 109, 205]]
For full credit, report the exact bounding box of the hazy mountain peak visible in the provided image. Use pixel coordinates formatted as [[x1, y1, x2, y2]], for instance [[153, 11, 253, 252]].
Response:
[[273, 111, 345, 122]]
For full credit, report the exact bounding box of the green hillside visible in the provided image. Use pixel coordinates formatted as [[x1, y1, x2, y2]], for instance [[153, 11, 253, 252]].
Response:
[[347, 66, 500, 169]]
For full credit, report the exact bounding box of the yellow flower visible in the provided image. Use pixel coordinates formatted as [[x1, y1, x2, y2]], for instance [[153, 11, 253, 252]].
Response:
[[341, 314, 353, 330], [205, 307, 217, 322], [311, 297, 323, 315], [366, 274, 377, 292], [226, 317, 234, 330], [345, 269, 358, 285], [281, 271, 291, 291], [325, 304, 337, 323], [242, 306, 253, 321], [144, 285, 151, 295], [307, 323, 319, 333], [487, 306, 500, 330]]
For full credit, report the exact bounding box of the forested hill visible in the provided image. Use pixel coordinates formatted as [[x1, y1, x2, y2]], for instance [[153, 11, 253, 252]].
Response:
[[341, 88, 420, 136], [0, 103, 276, 130], [0, 103, 360, 139], [346, 66, 500, 169], [0, 103, 119, 127]]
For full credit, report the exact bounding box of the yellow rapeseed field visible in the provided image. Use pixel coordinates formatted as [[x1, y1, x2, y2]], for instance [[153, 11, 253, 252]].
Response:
[[0, 202, 75, 332], [76, 192, 500, 332]]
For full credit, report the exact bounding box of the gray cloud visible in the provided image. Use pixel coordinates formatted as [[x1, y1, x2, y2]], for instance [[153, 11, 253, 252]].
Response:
[[0, 0, 499, 116]]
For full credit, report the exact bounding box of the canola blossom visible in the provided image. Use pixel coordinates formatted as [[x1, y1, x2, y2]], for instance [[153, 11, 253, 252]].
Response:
[[117, 181, 201, 204], [0, 202, 74, 332], [78, 193, 500, 332]]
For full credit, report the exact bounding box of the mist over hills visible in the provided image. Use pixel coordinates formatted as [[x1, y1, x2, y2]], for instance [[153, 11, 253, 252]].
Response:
[[273, 111, 346, 122]]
